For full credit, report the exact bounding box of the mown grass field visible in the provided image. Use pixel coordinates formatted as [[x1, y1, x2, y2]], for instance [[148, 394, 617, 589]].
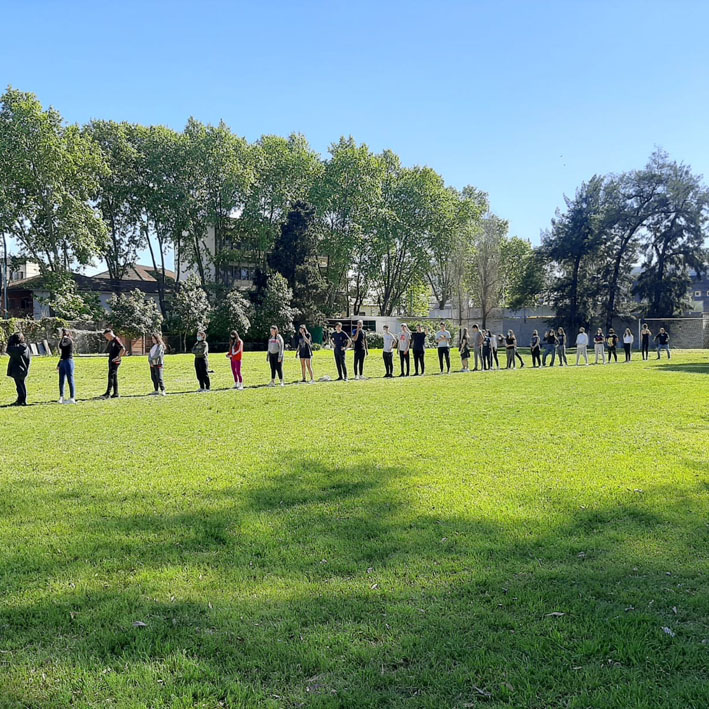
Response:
[[0, 349, 707, 708]]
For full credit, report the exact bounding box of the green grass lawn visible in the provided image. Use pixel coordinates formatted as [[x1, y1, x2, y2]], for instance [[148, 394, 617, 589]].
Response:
[[0, 349, 707, 708]]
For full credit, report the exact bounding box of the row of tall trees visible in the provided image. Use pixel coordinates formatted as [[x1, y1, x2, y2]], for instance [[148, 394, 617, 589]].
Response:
[[541, 150, 708, 332]]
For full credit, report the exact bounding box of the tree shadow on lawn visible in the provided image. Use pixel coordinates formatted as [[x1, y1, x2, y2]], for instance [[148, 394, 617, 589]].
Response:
[[1, 461, 707, 707], [656, 362, 709, 375]]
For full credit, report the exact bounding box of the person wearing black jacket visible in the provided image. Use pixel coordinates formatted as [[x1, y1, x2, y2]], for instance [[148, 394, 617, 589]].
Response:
[[101, 328, 126, 399], [411, 325, 427, 375], [530, 330, 542, 368], [331, 322, 351, 381], [6, 332, 31, 406]]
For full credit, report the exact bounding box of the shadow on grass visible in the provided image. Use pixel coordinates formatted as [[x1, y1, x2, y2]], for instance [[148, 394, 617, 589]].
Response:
[[1, 459, 707, 707], [656, 362, 709, 375]]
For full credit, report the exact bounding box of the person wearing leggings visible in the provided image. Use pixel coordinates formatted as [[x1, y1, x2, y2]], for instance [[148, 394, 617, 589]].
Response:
[[489, 331, 500, 369], [227, 330, 244, 389], [622, 328, 634, 362], [412, 325, 427, 375], [192, 331, 211, 391], [435, 322, 451, 373], [382, 325, 396, 377], [267, 325, 285, 386], [57, 328, 76, 403], [351, 320, 368, 379], [640, 324, 651, 360], [331, 322, 351, 381], [530, 330, 542, 367], [482, 330, 491, 370], [556, 327, 568, 366], [398, 324, 411, 376], [505, 330, 517, 369], [606, 328, 619, 363]]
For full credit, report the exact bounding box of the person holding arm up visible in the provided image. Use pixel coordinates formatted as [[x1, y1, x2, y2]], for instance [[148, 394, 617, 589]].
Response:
[[351, 320, 368, 380], [267, 325, 285, 386], [296, 324, 315, 383], [398, 324, 411, 377], [57, 328, 76, 404], [148, 333, 166, 395]]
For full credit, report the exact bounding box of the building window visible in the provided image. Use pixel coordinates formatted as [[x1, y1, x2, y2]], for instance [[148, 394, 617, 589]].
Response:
[[695, 290, 702, 297]]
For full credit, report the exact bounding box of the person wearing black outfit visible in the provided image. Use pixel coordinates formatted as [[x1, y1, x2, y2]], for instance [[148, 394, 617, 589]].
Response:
[[412, 325, 427, 375], [606, 328, 619, 363], [530, 330, 542, 368], [102, 329, 126, 399], [542, 329, 557, 367], [331, 322, 351, 381], [296, 324, 315, 383], [6, 332, 31, 406], [655, 328, 671, 359], [641, 324, 651, 360], [57, 328, 76, 403], [351, 320, 368, 379], [482, 330, 492, 370]]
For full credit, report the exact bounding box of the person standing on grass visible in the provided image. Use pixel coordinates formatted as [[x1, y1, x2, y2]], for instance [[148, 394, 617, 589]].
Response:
[[606, 328, 619, 363], [102, 328, 126, 399], [435, 322, 452, 373], [505, 330, 517, 369], [482, 329, 492, 370], [576, 327, 589, 366], [351, 320, 368, 380], [382, 324, 396, 378], [296, 324, 315, 383], [6, 332, 31, 406], [530, 329, 542, 368], [489, 330, 500, 369], [654, 328, 671, 359], [593, 328, 606, 364], [412, 324, 427, 375], [57, 328, 76, 404], [623, 328, 634, 362], [226, 330, 244, 389], [471, 324, 484, 371], [556, 327, 568, 366], [398, 323, 411, 377], [459, 327, 470, 372], [542, 329, 557, 367], [267, 325, 285, 386], [148, 333, 166, 396], [641, 323, 651, 360], [331, 322, 351, 381], [514, 337, 526, 368], [192, 330, 211, 391]]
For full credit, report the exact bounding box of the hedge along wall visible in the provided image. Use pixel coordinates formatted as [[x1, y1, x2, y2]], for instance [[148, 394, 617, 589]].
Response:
[[0, 318, 106, 355]]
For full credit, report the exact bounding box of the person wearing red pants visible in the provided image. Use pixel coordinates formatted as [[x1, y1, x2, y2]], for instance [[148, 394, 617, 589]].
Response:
[[227, 330, 244, 390]]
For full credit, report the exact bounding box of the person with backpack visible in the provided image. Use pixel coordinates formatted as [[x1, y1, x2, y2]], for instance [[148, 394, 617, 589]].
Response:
[[192, 330, 211, 391], [575, 327, 589, 366], [148, 333, 166, 395], [459, 327, 470, 372], [267, 325, 285, 386], [226, 330, 244, 389], [331, 322, 351, 381], [412, 325, 427, 375], [57, 328, 76, 404], [435, 322, 452, 374], [593, 328, 606, 365], [640, 324, 652, 360], [6, 332, 31, 406], [622, 328, 634, 362], [351, 320, 369, 380], [655, 328, 671, 359], [530, 330, 542, 368], [606, 328, 619, 363], [296, 324, 315, 383], [556, 327, 568, 366], [398, 323, 411, 377], [101, 328, 126, 399], [382, 324, 396, 378]]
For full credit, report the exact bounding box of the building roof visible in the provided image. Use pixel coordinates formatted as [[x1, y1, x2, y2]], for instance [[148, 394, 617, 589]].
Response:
[[92, 264, 176, 282], [8, 271, 173, 295]]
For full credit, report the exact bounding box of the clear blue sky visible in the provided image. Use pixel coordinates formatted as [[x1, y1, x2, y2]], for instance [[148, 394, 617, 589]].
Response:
[[2, 0, 708, 270]]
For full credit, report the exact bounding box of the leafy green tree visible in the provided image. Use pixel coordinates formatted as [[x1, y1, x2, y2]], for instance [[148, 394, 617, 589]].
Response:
[[172, 275, 212, 348], [249, 271, 296, 340], [209, 286, 252, 340], [108, 289, 163, 339], [502, 239, 546, 311], [0, 87, 107, 273], [39, 273, 105, 321]]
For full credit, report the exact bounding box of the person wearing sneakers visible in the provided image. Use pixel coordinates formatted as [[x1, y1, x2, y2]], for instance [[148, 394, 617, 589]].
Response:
[[192, 331, 211, 391], [351, 320, 368, 379], [593, 328, 606, 364], [148, 333, 166, 395], [398, 323, 411, 377], [296, 324, 315, 383], [412, 325, 427, 375], [435, 322, 452, 373], [575, 327, 589, 365], [331, 322, 351, 381], [382, 324, 396, 378], [57, 328, 76, 404], [102, 328, 126, 399], [227, 330, 244, 389], [267, 325, 285, 386]]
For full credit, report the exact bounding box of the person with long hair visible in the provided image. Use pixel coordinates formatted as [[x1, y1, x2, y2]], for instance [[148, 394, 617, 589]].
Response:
[[101, 328, 126, 399], [351, 320, 368, 380], [575, 327, 589, 366], [640, 323, 651, 360], [471, 324, 484, 371], [482, 329, 492, 370], [192, 330, 210, 391], [542, 329, 557, 367], [227, 330, 244, 389], [6, 332, 31, 406], [57, 328, 76, 404], [296, 324, 315, 383], [398, 323, 411, 376], [489, 330, 500, 369], [412, 324, 427, 375], [530, 329, 542, 368], [459, 327, 470, 372], [556, 327, 568, 366], [267, 325, 285, 386], [606, 328, 619, 363], [148, 333, 166, 395], [622, 328, 634, 362], [505, 330, 517, 369], [593, 328, 606, 365]]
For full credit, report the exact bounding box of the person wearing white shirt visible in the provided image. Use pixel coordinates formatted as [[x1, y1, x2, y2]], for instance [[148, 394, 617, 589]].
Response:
[[435, 322, 452, 373], [398, 324, 411, 376], [623, 329, 634, 362], [382, 325, 396, 378], [575, 327, 589, 366]]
